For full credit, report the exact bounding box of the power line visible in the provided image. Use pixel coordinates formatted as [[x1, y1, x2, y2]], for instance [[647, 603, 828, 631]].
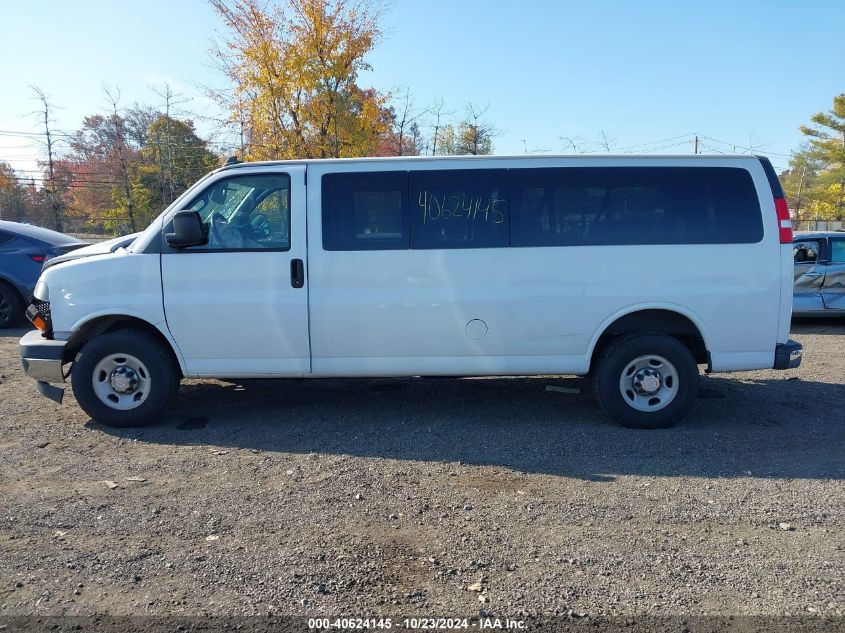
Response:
[[698, 143, 727, 154], [617, 133, 697, 151], [699, 134, 792, 158], [633, 140, 694, 154]]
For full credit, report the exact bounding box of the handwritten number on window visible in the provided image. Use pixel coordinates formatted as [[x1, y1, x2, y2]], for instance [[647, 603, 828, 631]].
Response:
[[419, 190, 505, 224]]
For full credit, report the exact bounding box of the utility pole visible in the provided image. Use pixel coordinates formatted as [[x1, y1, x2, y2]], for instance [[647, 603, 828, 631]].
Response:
[[694, 135, 699, 155]]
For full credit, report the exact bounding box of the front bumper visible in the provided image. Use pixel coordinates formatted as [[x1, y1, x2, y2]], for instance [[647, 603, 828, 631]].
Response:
[[20, 329, 68, 403], [773, 339, 803, 370]]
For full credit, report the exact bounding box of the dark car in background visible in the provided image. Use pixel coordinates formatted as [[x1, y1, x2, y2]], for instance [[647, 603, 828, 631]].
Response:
[[793, 231, 845, 316], [0, 221, 87, 328]]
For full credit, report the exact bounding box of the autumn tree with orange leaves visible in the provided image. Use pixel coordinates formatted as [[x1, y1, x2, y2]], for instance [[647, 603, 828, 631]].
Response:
[[209, 0, 391, 160]]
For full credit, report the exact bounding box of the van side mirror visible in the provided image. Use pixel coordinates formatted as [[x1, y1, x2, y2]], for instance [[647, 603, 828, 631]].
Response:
[[166, 210, 206, 248]]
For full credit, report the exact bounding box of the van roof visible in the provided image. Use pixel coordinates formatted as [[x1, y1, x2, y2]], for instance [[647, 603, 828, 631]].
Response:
[[219, 153, 766, 171]]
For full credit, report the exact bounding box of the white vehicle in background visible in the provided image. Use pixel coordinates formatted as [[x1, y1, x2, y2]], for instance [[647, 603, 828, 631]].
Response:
[[20, 154, 801, 429]]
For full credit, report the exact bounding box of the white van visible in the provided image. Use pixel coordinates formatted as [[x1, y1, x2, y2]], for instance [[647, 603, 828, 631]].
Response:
[[20, 155, 802, 429]]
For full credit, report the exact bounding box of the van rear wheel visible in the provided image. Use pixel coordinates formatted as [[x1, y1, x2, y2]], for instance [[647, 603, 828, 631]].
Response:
[[593, 333, 699, 429], [71, 329, 179, 427]]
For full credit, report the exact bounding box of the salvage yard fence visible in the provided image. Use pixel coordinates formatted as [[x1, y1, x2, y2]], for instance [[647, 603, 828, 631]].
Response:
[[793, 220, 844, 232]]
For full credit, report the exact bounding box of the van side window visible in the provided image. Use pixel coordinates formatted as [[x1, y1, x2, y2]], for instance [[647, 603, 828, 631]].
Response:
[[410, 169, 509, 249], [831, 239, 845, 263], [322, 171, 409, 251], [509, 167, 763, 246], [183, 173, 291, 251], [793, 240, 820, 263]]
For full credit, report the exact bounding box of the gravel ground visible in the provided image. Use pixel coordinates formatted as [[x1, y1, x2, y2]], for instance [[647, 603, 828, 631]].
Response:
[[1, 321, 843, 625]]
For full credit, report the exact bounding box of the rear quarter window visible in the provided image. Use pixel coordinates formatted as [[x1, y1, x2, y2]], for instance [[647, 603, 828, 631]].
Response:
[[510, 167, 763, 247]]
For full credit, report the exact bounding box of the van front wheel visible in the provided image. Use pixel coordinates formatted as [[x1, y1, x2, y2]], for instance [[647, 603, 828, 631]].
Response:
[[71, 329, 179, 427], [593, 333, 699, 429]]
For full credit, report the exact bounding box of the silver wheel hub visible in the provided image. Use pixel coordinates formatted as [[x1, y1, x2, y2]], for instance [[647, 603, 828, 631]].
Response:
[[109, 366, 139, 393], [92, 353, 151, 410], [619, 354, 679, 413], [633, 368, 662, 394]]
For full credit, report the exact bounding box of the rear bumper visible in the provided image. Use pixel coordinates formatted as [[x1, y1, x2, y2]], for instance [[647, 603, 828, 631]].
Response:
[[19, 329, 67, 403], [773, 339, 803, 370]]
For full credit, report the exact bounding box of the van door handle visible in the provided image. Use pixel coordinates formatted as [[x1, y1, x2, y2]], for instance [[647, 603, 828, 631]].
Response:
[[290, 258, 305, 288], [804, 272, 823, 279]]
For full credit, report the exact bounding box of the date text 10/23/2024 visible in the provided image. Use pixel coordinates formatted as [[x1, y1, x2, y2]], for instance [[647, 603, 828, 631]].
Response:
[[308, 617, 528, 630], [419, 190, 506, 224]]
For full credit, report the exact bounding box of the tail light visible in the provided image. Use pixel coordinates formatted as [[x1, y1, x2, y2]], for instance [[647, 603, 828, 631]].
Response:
[[29, 255, 45, 263], [774, 198, 792, 244]]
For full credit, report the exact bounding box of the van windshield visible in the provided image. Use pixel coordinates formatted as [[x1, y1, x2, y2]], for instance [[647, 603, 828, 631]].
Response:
[[189, 181, 254, 221]]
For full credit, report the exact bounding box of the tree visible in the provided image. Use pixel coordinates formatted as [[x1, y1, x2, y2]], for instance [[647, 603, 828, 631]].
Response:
[[0, 162, 49, 225], [426, 96, 449, 156], [800, 93, 845, 217], [382, 87, 425, 156], [209, 0, 391, 160], [780, 147, 823, 221], [65, 102, 218, 234], [30, 86, 64, 231], [0, 163, 26, 221], [454, 102, 498, 155], [0, 163, 14, 215], [135, 115, 218, 214], [804, 186, 841, 221], [151, 83, 192, 202], [434, 124, 457, 156], [596, 130, 617, 154], [103, 86, 139, 231], [560, 135, 587, 153], [67, 106, 143, 232]]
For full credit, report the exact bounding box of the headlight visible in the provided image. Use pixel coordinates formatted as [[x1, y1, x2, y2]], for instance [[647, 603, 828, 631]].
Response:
[[33, 280, 50, 301]]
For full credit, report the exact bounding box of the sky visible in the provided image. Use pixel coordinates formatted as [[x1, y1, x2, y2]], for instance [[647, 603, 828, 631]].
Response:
[[1, 0, 843, 178]]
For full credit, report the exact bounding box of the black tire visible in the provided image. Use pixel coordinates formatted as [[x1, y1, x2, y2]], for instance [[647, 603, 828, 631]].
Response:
[[71, 329, 180, 427], [592, 333, 699, 429], [0, 281, 25, 329]]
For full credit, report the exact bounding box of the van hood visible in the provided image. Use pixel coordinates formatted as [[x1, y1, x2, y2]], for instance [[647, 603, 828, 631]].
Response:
[[42, 232, 142, 272]]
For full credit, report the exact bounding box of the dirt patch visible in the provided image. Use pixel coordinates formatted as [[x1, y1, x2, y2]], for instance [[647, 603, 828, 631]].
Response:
[[0, 320, 843, 619]]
